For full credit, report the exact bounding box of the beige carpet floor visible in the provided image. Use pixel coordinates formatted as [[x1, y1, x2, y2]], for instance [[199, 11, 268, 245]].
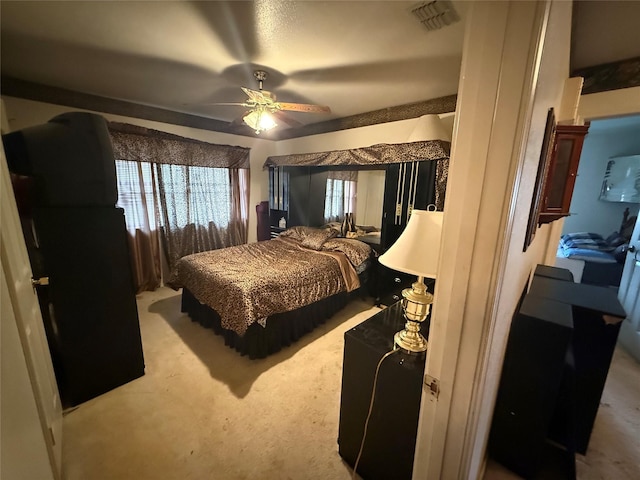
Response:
[[62, 287, 380, 480], [62, 287, 640, 479]]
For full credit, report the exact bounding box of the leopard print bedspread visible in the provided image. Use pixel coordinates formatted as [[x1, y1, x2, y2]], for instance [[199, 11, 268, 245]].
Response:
[[172, 237, 361, 336]]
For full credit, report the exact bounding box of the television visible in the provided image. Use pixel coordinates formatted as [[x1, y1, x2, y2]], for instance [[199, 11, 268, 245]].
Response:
[[2, 112, 117, 207]]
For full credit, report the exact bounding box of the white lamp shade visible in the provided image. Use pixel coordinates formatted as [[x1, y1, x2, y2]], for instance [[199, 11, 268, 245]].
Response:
[[407, 114, 451, 142], [379, 209, 443, 278], [243, 109, 277, 133]]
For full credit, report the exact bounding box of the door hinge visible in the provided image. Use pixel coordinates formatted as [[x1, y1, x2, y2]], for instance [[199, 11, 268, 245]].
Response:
[[424, 375, 440, 399]]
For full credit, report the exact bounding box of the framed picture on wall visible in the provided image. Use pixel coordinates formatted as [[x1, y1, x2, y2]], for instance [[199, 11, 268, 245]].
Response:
[[523, 107, 555, 251]]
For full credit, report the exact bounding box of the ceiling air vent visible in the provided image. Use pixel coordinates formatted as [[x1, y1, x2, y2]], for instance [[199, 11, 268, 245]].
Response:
[[410, 0, 460, 31]]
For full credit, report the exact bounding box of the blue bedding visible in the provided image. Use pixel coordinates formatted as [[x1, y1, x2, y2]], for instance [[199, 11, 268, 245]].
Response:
[[558, 232, 626, 264]]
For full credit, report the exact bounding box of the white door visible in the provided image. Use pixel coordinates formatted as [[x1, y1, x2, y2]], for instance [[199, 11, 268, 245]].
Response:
[[0, 136, 62, 478], [618, 214, 640, 362]]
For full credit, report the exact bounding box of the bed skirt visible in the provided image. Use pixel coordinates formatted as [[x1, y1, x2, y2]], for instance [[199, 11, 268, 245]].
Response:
[[181, 288, 352, 359]]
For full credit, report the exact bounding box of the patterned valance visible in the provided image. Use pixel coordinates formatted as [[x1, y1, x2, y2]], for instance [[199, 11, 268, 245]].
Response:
[[327, 170, 358, 181], [263, 140, 450, 168], [108, 122, 250, 169]]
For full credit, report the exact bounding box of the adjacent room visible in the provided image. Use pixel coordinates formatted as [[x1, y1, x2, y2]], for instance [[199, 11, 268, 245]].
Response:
[[2, 1, 639, 480]]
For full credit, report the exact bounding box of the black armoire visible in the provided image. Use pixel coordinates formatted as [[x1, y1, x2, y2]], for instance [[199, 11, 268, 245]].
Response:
[[4, 112, 145, 407]]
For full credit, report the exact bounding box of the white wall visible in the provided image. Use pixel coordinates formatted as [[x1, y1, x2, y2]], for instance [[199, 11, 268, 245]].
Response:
[[412, 0, 573, 477], [470, 0, 573, 467], [563, 115, 640, 235]]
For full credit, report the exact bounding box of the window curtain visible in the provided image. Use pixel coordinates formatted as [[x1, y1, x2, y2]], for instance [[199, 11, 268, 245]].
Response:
[[155, 163, 249, 273], [109, 122, 250, 292], [115, 160, 162, 293], [324, 170, 357, 223]]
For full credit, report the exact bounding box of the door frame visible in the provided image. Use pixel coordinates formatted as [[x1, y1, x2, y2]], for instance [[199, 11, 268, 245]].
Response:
[[1, 101, 62, 479], [412, 1, 555, 478]]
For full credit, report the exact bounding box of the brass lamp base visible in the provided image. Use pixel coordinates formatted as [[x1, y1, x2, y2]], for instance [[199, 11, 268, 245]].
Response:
[[394, 276, 432, 354]]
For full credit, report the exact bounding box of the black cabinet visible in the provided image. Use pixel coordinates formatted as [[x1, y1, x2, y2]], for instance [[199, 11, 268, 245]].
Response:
[[338, 302, 426, 480], [268, 166, 328, 234], [5, 112, 145, 408], [287, 166, 328, 227], [32, 207, 145, 407], [489, 294, 574, 478], [526, 274, 625, 454], [490, 266, 626, 478], [381, 161, 437, 251]]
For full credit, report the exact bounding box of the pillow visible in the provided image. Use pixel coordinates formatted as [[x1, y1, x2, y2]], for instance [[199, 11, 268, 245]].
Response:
[[279, 226, 309, 242], [560, 232, 612, 251], [300, 228, 338, 250], [322, 238, 372, 267]]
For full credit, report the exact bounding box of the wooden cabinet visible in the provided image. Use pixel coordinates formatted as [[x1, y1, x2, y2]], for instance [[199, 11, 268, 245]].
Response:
[[538, 124, 589, 225]]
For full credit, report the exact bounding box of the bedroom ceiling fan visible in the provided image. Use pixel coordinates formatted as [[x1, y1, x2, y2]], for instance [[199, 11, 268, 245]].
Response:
[[212, 70, 332, 134]]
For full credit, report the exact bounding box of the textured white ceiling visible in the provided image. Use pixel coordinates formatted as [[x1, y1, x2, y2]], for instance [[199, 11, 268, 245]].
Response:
[[2, 1, 637, 130], [0, 0, 468, 126], [571, 1, 640, 71]]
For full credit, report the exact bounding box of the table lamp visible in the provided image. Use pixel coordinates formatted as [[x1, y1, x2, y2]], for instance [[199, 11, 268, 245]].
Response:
[[378, 208, 443, 353]]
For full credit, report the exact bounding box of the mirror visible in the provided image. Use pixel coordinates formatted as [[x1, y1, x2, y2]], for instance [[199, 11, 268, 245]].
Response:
[[354, 170, 385, 229]]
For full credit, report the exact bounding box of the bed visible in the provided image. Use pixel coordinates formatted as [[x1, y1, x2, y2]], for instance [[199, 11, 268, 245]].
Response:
[[555, 221, 633, 287], [170, 226, 374, 358]]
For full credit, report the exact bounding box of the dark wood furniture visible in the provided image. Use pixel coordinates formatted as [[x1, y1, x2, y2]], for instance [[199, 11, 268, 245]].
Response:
[[5, 112, 145, 408], [489, 293, 574, 479], [338, 302, 426, 480], [32, 207, 145, 407], [268, 166, 328, 236], [381, 161, 437, 250], [527, 274, 626, 454], [256, 200, 270, 241], [534, 263, 574, 281], [538, 124, 589, 225], [490, 265, 626, 478]]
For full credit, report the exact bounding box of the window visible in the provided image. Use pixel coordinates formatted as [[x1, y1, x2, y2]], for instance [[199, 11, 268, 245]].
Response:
[[116, 160, 243, 233], [324, 177, 357, 222]]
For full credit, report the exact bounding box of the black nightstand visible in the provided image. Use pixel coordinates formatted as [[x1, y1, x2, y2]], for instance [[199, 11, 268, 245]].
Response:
[[338, 302, 427, 480]]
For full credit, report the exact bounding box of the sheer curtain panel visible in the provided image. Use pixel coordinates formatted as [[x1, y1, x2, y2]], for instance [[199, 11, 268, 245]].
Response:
[[115, 160, 162, 293], [110, 123, 250, 291], [324, 170, 357, 223]]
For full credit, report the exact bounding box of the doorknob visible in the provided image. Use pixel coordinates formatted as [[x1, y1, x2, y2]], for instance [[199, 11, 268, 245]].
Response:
[[31, 276, 50, 287], [628, 245, 636, 253]]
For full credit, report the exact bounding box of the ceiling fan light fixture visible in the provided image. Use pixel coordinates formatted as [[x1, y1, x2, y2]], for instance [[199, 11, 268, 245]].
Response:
[[243, 107, 278, 134], [410, 0, 459, 31]]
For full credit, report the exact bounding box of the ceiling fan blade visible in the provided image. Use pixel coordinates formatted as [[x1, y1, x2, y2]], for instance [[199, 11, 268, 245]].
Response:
[[241, 86, 270, 104], [195, 102, 248, 106], [273, 111, 304, 128], [277, 102, 331, 114]]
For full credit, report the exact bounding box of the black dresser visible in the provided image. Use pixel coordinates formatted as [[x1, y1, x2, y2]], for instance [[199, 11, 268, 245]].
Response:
[[338, 302, 426, 480], [490, 265, 626, 479]]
